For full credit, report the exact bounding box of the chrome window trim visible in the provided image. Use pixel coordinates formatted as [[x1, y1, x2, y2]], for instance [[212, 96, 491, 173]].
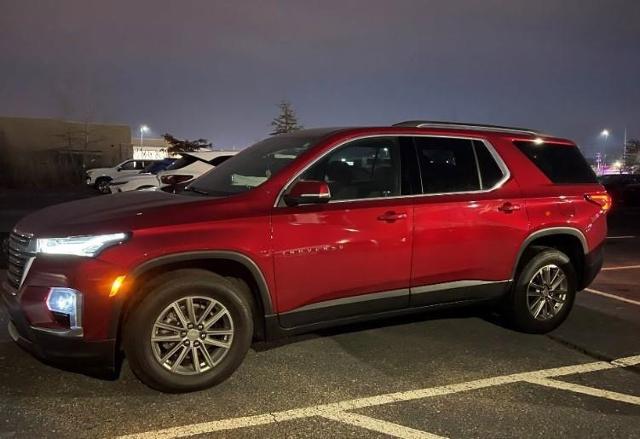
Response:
[[470, 139, 484, 189], [274, 134, 511, 208]]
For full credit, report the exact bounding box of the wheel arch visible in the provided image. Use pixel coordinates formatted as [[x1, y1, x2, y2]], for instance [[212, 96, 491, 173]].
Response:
[[119, 251, 274, 342], [512, 227, 588, 286]]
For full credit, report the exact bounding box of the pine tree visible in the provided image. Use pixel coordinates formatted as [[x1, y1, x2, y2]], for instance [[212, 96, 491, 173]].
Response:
[[270, 100, 302, 135]]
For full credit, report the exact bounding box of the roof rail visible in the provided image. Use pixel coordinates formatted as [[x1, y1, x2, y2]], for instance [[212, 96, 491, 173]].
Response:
[[392, 120, 542, 136]]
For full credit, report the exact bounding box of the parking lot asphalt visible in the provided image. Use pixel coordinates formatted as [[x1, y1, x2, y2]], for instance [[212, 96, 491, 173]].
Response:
[[1, 199, 639, 438]]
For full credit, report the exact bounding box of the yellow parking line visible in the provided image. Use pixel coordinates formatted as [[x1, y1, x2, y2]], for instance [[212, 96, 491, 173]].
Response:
[[526, 377, 640, 405], [115, 354, 640, 439], [319, 410, 446, 439], [602, 264, 640, 271], [585, 288, 640, 307]]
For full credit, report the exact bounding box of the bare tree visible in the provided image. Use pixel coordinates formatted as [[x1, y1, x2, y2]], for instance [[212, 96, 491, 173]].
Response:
[[54, 77, 106, 169]]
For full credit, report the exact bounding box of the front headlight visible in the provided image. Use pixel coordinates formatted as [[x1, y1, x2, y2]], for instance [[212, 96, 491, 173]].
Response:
[[35, 233, 128, 257]]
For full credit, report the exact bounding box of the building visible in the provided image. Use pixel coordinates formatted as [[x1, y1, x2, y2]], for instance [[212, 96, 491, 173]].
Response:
[[0, 116, 131, 187], [131, 137, 172, 160]]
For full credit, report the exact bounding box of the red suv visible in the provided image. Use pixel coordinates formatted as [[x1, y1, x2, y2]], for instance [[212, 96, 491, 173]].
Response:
[[3, 121, 610, 392]]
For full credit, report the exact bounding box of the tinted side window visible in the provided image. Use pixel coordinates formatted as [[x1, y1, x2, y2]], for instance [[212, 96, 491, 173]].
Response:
[[120, 160, 136, 170], [514, 141, 597, 184], [474, 140, 505, 189], [166, 155, 197, 170], [210, 155, 232, 167], [301, 137, 401, 201], [413, 137, 480, 194]]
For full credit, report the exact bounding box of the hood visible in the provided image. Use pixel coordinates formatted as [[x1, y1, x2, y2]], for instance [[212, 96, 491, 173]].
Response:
[[16, 191, 209, 237], [86, 167, 111, 174]]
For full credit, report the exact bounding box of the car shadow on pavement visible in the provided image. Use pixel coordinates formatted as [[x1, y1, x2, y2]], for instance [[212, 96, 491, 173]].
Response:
[[4, 300, 636, 398], [252, 304, 502, 352], [0, 305, 500, 398]]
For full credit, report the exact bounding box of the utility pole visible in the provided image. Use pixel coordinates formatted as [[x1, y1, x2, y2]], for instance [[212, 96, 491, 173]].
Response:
[[623, 127, 628, 172]]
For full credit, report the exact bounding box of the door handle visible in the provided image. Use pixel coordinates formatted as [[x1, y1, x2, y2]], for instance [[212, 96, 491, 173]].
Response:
[[377, 211, 408, 222], [498, 202, 521, 213]]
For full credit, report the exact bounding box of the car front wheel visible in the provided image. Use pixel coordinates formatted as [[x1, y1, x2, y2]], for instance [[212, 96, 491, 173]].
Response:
[[123, 269, 253, 392], [95, 178, 111, 194]]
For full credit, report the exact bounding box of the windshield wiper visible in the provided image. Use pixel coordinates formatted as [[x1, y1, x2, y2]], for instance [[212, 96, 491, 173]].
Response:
[[183, 186, 209, 196]]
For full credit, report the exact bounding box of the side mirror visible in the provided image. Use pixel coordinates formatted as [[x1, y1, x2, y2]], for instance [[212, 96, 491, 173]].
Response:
[[284, 180, 331, 206], [116, 167, 122, 172]]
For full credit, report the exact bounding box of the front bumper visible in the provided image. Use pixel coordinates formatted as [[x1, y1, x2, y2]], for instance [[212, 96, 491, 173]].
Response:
[[2, 254, 127, 374], [3, 288, 117, 373]]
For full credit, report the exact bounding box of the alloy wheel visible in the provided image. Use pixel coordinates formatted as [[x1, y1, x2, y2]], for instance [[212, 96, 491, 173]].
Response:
[[97, 180, 110, 194], [150, 296, 234, 375], [526, 264, 568, 321]]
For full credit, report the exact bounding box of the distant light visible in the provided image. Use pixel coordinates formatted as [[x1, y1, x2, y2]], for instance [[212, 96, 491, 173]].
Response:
[[533, 137, 544, 145], [600, 129, 610, 137], [140, 125, 149, 133], [612, 160, 622, 168]]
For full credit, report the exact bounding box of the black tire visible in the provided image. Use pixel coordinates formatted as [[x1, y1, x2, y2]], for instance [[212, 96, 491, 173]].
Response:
[[504, 247, 577, 334], [95, 177, 112, 194], [123, 269, 253, 393]]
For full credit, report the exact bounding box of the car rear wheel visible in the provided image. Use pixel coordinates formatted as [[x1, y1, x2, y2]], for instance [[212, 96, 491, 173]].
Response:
[[123, 269, 253, 392], [504, 247, 577, 333]]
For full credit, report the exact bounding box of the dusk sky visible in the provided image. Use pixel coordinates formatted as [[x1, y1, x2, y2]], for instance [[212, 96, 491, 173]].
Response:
[[1, 0, 639, 157]]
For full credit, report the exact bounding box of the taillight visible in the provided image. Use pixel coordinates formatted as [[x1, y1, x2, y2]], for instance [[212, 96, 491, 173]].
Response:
[[160, 174, 192, 185], [585, 192, 612, 212]]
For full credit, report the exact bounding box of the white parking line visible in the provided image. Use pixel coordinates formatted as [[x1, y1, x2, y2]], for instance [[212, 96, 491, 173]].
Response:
[[585, 288, 640, 307], [526, 377, 640, 405], [606, 236, 637, 239], [319, 410, 446, 439], [116, 354, 640, 439], [602, 264, 640, 271]]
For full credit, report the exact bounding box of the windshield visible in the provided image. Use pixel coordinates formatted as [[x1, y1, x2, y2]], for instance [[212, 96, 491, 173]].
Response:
[[142, 159, 175, 174], [165, 155, 197, 171], [188, 135, 321, 196]]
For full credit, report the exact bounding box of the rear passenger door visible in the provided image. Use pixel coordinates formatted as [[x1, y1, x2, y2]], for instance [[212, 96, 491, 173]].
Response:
[[409, 136, 529, 306]]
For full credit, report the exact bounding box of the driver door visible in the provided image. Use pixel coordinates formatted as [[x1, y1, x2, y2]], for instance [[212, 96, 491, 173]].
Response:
[[271, 136, 414, 328]]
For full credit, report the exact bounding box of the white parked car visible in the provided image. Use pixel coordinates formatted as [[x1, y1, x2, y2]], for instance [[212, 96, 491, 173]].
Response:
[[108, 151, 237, 194], [86, 159, 159, 194], [107, 158, 176, 193]]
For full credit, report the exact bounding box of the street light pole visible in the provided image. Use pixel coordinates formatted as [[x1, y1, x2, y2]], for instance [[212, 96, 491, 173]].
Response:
[[600, 129, 610, 170], [140, 125, 149, 149]]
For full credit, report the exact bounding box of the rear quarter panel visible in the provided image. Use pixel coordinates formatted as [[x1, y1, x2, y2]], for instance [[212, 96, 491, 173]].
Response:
[[491, 135, 607, 252]]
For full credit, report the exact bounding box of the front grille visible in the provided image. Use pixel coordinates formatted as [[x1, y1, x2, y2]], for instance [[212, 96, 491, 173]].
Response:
[[6, 231, 34, 290]]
